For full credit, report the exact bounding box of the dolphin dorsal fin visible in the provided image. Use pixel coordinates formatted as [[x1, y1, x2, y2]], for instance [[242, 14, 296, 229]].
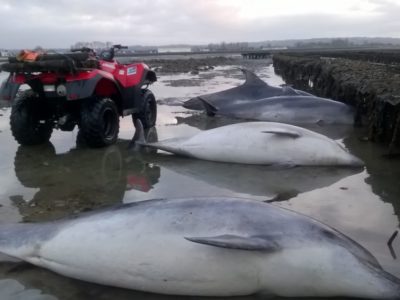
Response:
[[262, 130, 301, 139], [198, 97, 218, 116], [241, 68, 268, 86], [185, 234, 281, 251], [282, 85, 299, 95]]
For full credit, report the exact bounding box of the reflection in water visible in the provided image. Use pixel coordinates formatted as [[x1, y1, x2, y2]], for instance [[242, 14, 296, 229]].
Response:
[[343, 129, 400, 221], [141, 154, 363, 200], [0, 260, 255, 300], [13, 141, 160, 222], [0, 277, 56, 300], [12, 128, 361, 221]]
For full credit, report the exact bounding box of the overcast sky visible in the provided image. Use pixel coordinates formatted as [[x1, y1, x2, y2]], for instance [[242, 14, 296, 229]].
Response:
[[0, 0, 399, 48]]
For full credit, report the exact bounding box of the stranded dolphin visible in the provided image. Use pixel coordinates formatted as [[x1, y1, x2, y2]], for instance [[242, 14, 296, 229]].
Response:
[[132, 119, 363, 166], [200, 95, 355, 125], [182, 68, 312, 110], [0, 197, 398, 299]]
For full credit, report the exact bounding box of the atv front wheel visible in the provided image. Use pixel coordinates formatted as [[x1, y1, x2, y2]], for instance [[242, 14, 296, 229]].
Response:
[[79, 97, 119, 148], [10, 90, 53, 145], [133, 89, 157, 129]]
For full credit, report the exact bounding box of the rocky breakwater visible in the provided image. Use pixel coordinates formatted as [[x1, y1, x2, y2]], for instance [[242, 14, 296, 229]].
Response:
[[273, 54, 400, 150]]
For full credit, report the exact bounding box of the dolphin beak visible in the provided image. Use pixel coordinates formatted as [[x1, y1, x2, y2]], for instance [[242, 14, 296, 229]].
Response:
[[349, 155, 364, 167]]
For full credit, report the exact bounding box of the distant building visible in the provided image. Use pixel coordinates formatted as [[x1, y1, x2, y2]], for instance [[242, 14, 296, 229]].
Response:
[[191, 46, 209, 52], [133, 48, 158, 55], [0, 50, 10, 57], [158, 47, 192, 53], [71, 41, 113, 51], [261, 46, 288, 50]]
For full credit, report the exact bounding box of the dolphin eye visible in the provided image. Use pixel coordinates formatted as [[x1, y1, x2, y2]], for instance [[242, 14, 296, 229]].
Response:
[[322, 229, 336, 240]]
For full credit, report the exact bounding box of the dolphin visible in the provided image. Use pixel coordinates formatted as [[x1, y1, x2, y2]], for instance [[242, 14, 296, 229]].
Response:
[[0, 197, 398, 298], [174, 114, 354, 139], [132, 120, 363, 166], [182, 68, 312, 110], [199, 95, 355, 125]]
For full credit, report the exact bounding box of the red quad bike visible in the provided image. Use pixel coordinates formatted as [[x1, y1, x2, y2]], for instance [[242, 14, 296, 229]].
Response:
[[0, 45, 157, 147]]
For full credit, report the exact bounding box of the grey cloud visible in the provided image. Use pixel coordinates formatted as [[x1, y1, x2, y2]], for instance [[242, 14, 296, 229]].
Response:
[[0, 0, 399, 48]]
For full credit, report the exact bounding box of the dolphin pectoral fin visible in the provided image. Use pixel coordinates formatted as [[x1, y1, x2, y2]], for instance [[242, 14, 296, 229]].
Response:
[[184, 234, 281, 251], [262, 130, 301, 139], [198, 98, 218, 116]]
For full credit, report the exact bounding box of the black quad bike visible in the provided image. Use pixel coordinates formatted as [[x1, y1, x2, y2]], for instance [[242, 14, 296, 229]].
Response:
[[0, 45, 157, 147]]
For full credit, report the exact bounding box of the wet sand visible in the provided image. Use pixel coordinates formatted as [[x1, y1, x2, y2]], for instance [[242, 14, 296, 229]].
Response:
[[0, 58, 399, 299]]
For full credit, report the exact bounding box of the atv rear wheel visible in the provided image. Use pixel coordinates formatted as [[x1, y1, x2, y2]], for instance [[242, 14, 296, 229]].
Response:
[[10, 90, 53, 145], [79, 97, 119, 148], [133, 89, 157, 129]]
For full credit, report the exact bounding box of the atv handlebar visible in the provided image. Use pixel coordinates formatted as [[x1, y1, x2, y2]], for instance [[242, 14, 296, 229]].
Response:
[[69, 45, 129, 62], [113, 44, 128, 50], [71, 47, 94, 53]]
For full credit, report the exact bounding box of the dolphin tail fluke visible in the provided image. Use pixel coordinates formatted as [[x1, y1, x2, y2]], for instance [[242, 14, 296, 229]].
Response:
[[198, 97, 218, 116]]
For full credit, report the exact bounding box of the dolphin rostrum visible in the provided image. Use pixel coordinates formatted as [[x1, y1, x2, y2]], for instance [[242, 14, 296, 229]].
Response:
[[182, 68, 312, 110], [132, 119, 363, 166], [0, 197, 398, 298]]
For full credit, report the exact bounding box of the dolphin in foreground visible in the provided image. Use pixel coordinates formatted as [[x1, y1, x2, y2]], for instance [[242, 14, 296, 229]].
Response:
[[132, 120, 363, 166], [182, 68, 312, 110], [0, 197, 399, 299], [199, 95, 355, 125]]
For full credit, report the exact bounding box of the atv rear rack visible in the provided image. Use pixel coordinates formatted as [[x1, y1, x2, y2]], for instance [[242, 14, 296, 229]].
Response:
[[1, 52, 98, 74]]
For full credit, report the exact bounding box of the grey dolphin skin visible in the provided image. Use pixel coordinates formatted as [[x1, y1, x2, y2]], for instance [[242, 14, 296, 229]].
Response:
[[0, 197, 399, 298], [200, 95, 355, 125], [182, 68, 312, 110]]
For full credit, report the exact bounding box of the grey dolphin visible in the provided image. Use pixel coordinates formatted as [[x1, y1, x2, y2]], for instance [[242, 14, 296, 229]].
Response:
[[132, 119, 363, 166], [182, 68, 312, 110], [174, 114, 354, 139], [0, 197, 399, 298], [200, 95, 355, 125]]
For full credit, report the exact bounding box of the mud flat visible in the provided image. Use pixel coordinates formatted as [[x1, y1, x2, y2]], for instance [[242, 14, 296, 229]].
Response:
[[121, 55, 271, 74], [273, 53, 400, 150]]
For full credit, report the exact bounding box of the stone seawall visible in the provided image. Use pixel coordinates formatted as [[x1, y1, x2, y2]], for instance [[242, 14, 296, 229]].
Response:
[[273, 54, 400, 150]]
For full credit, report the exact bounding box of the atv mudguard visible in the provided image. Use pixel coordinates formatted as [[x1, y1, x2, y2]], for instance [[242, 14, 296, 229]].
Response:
[[0, 76, 20, 101], [65, 73, 121, 101]]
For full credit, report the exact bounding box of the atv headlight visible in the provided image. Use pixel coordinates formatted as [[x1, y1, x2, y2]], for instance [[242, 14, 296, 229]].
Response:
[[43, 85, 55, 92], [56, 84, 67, 96]]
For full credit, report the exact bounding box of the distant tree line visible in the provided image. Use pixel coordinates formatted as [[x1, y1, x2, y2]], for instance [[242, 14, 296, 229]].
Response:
[[291, 38, 397, 49], [205, 42, 250, 51]]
